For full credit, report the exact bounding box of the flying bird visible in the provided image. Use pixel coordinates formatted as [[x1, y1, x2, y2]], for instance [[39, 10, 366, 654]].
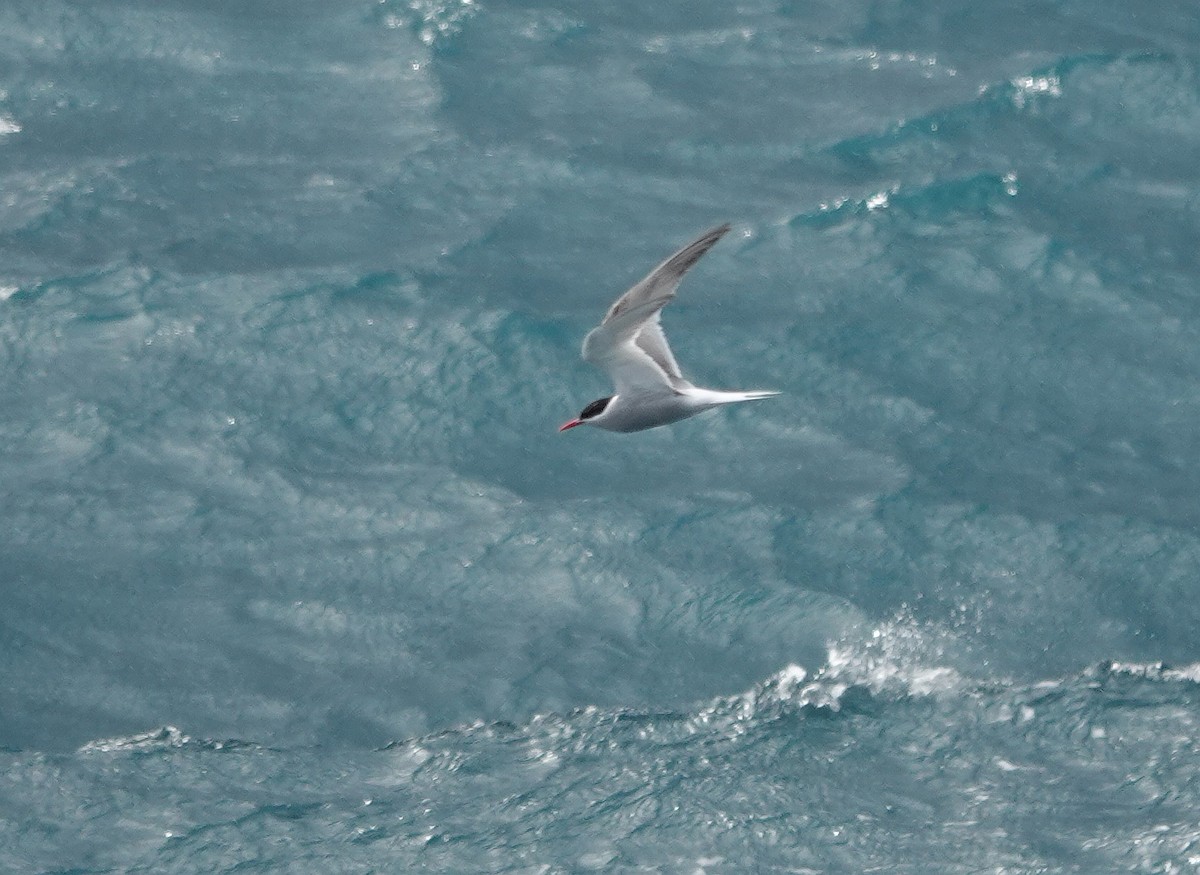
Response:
[[560, 224, 778, 433]]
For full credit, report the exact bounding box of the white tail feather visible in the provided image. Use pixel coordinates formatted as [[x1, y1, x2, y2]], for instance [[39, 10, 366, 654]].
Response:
[[697, 389, 781, 405]]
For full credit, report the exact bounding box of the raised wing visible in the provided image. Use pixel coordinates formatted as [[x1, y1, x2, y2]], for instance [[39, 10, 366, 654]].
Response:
[[600, 223, 732, 329], [582, 223, 731, 392]]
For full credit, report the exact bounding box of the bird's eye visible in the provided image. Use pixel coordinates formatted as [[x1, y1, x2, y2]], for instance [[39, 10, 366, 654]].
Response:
[[580, 396, 612, 419]]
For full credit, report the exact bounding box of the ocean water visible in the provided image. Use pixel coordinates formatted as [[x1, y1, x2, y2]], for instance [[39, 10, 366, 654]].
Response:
[[3, 0, 1200, 871]]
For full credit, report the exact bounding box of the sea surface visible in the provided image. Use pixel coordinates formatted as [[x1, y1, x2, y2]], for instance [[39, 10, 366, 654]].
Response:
[[3, 1, 1200, 872]]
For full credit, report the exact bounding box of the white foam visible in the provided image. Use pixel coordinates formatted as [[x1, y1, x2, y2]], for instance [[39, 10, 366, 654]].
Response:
[[79, 725, 191, 753], [1010, 73, 1062, 109], [1106, 661, 1200, 684], [822, 612, 965, 699]]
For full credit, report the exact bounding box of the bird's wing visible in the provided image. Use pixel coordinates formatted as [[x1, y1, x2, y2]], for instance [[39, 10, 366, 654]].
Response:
[[581, 223, 731, 392], [598, 223, 732, 330], [633, 317, 682, 382], [582, 334, 674, 394]]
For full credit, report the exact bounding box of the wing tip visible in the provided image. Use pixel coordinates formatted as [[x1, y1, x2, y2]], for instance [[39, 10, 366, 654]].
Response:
[[668, 222, 735, 273], [695, 222, 733, 246]]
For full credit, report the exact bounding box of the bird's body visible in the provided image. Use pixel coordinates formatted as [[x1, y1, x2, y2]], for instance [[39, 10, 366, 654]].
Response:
[[560, 224, 778, 433], [568, 386, 779, 434]]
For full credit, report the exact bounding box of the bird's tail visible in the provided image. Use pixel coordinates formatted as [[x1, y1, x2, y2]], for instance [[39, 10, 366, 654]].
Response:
[[702, 389, 781, 405]]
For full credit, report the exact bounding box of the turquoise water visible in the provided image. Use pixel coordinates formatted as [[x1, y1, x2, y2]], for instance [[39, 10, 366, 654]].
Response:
[[3, 1, 1200, 871]]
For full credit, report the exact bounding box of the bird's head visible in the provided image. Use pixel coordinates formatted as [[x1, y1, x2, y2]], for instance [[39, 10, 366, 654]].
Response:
[[558, 395, 614, 432]]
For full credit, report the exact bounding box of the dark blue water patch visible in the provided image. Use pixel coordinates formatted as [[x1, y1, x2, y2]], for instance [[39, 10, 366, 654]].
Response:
[[786, 170, 1018, 232], [854, 0, 1200, 69], [797, 52, 1200, 236]]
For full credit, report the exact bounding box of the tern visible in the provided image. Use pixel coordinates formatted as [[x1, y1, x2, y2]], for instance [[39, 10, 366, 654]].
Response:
[[560, 223, 778, 433]]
